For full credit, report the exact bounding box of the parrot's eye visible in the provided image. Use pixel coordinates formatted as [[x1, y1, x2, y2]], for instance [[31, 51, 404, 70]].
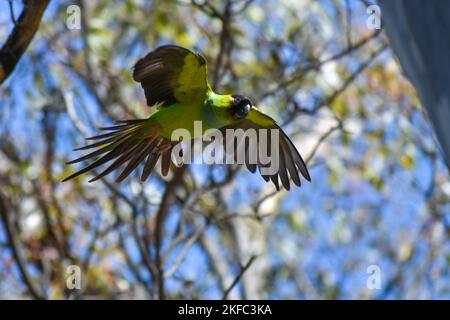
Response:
[[231, 96, 252, 120]]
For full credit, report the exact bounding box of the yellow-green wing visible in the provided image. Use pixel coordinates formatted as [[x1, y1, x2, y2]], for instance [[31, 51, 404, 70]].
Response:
[[221, 108, 311, 191], [133, 45, 210, 107]]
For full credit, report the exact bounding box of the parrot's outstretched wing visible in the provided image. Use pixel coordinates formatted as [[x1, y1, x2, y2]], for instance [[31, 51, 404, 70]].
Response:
[[133, 45, 209, 107], [62, 120, 179, 183], [220, 108, 310, 191], [62, 109, 311, 187]]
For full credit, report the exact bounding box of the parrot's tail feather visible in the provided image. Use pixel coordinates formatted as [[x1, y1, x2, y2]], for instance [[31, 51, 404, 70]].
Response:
[[98, 123, 136, 131], [114, 119, 148, 125], [62, 120, 178, 183]]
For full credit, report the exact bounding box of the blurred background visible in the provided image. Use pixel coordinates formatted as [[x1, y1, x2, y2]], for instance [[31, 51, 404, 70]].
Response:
[[0, 0, 449, 299]]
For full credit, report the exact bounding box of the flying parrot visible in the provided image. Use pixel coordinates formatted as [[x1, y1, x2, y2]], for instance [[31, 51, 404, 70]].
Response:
[[63, 45, 310, 190]]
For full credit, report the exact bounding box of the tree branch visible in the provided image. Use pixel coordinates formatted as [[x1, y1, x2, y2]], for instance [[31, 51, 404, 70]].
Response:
[[0, 191, 45, 299], [0, 0, 50, 84]]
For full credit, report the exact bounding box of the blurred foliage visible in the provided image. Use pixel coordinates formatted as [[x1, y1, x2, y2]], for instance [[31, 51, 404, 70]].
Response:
[[0, 0, 449, 299]]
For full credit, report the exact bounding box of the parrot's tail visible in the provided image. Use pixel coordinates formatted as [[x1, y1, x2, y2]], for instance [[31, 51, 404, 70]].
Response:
[[62, 119, 178, 183]]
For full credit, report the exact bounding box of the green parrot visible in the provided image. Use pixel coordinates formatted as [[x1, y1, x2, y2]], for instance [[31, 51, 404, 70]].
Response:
[[63, 45, 310, 190]]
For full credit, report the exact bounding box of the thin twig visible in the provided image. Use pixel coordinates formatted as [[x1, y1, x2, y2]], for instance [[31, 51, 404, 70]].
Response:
[[154, 167, 187, 299], [261, 29, 382, 99], [212, 0, 232, 89], [305, 124, 342, 164], [8, 0, 17, 24], [63, 90, 91, 136], [164, 226, 205, 278], [222, 255, 257, 300], [0, 191, 45, 299]]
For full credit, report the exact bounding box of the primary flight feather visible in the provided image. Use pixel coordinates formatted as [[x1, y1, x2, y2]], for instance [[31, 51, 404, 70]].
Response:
[[63, 45, 311, 190]]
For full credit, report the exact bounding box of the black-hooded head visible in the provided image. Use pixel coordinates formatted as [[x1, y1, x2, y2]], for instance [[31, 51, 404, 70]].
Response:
[[231, 95, 252, 120]]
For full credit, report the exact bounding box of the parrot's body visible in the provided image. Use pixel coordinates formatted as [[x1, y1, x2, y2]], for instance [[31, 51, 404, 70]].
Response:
[[63, 45, 310, 190], [149, 93, 234, 138]]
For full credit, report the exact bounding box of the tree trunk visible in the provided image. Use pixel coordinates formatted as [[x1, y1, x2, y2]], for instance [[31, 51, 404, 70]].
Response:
[[379, 0, 450, 169]]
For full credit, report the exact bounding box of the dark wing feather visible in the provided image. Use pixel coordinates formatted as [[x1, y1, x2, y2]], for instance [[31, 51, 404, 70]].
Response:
[[219, 108, 311, 191], [133, 45, 209, 107]]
